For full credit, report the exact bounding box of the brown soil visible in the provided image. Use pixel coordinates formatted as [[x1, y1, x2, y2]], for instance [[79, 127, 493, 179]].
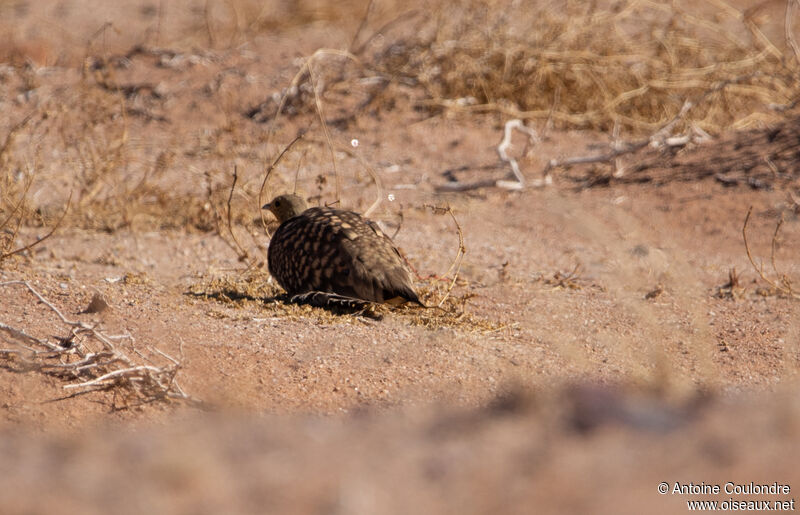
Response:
[[1, 1, 800, 513]]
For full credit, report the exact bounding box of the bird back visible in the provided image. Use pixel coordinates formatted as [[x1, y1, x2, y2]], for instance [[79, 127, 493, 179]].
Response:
[[268, 207, 420, 304]]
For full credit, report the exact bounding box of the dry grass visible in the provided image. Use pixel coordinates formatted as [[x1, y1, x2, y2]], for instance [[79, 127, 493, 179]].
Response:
[[187, 270, 504, 332], [1, 0, 798, 238], [361, 0, 799, 134], [187, 270, 282, 305], [239, 0, 797, 139], [0, 69, 257, 238], [197, 0, 380, 44]]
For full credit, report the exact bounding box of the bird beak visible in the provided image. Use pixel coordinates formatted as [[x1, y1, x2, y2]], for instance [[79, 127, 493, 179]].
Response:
[[261, 203, 270, 210]]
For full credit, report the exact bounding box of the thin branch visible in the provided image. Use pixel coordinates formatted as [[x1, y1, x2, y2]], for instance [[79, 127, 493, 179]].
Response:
[[0, 281, 204, 406], [423, 205, 466, 308], [349, 0, 376, 54], [1, 191, 72, 261], [742, 206, 800, 298], [770, 213, 784, 278], [0, 177, 32, 241], [0, 322, 61, 351], [0, 111, 36, 165], [258, 132, 305, 236], [337, 141, 384, 218], [265, 48, 358, 163], [63, 365, 165, 389], [225, 166, 249, 262], [497, 119, 541, 187], [306, 59, 340, 203], [787, 0, 800, 63], [436, 73, 767, 192]]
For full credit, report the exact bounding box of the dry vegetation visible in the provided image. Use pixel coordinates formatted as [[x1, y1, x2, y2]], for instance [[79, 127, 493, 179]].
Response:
[[0, 0, 796, 403], [1, 0, 800, 512], [258, 0, 800, 132], [368, 0, 800, 133], [0, 280, 200, 407], [1, 0, 797, 239], [2, 0, 799, 233]]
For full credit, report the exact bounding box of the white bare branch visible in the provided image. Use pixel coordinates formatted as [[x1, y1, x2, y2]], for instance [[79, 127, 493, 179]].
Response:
[[0, 281, 203, 407]]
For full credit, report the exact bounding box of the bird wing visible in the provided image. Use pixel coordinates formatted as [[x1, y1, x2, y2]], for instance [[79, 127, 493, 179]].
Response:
[[268, 207, 420, 304], [334, 212, 420, 303]]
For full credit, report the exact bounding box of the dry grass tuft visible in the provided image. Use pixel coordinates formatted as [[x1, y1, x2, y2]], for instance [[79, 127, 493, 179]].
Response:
[[188, 270, 282, 305], [188, 271, 502, 332], [715, 267, 746, 300], [352, 0, 800, 134], [197, 0, 385, 45], [411, 279, 506, 333], [0, 60, 261, 236]]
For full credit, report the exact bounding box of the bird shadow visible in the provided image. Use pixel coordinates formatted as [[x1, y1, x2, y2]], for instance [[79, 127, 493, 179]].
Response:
[[185, 289, 383, 319]]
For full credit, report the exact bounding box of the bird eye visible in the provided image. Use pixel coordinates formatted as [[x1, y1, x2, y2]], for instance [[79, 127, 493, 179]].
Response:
[[274, 200, 281, 206]]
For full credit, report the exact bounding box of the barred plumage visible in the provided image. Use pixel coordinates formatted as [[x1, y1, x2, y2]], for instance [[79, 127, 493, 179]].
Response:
[[263, 194, 421, 305]]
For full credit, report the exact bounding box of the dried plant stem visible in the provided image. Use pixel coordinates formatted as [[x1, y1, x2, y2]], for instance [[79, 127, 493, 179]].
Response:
[[496, 119, 541, 188], [349, 0, 376, 54], [787, 0, 800, 63], [336, 143, 384, 218], [0, 177, 32, 235], [0, 281, 202, 405], [63, 365, 166, 390], [742, 206, 800, 299], [1, 191, 71, 262], [266, 48, 358, 157], [258, 133, 304, 236], [422, 205, 466, 308], [539, 76, 758, 183], [204, 0, 215, 47], [224, 166, 249, 263], [770, 214, 784, 279], [438, 74, 754, 192], [0, 112, 36, 166], [261, 49, 361, 212], [306, 59, 340, 203]]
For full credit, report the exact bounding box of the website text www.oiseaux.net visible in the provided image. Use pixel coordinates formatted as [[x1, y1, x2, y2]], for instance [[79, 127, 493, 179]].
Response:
[[658, 482, 795, 511]]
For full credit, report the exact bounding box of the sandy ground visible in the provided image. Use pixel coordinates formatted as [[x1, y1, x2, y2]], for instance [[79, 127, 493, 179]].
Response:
[[1, 1, 800, 513]]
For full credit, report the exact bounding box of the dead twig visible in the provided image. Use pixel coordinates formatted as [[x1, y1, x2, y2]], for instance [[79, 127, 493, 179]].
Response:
[[0, 281, 203, 406], [306, 58, 340, 203], [742, 206, 800, 299], [264, 48, 359, 161], [336, 139, 384, 218], [542, 98, 695, 179], [496, 119, 543, 189], [786, 0, 800, 64], [349, 0, 376, 55], [203, 0, 215, 48], [423, 205, 466, 308], [350, 8, 421, 56], [542, 76, 759, 183], [716, 267, 745, 299], [0, 176, 32, 249], [1, 191, 72, 262], [438, 69, 776, 192], [224, 166, 250, 263], [258, 133, 305, 236], [0, 112, 36, 167]]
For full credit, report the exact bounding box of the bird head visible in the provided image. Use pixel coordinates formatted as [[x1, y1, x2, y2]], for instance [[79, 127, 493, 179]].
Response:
[[262, 194, 308, 223]]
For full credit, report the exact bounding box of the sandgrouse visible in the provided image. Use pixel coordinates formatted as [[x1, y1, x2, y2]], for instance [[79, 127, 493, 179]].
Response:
[[263, 194, 422, 306]]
